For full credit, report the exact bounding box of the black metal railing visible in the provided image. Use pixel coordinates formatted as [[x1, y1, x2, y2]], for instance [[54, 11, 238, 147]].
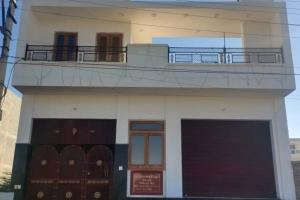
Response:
[[25, 45, 127, 63], [168, 47, 283, 64], [25, 45, 283, 65]]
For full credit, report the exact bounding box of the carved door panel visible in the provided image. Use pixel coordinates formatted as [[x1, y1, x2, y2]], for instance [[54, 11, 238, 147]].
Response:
[[57, 146, 86, 200], [86, 146, 113, 200], [26, 145, 59, 200], [62, 120, 88, 145]]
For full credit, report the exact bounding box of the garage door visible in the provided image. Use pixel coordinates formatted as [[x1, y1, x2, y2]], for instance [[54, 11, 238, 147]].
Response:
[[181, 120, 276, 198]]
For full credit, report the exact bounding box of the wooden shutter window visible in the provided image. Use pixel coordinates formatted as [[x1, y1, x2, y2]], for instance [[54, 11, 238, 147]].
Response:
[[96, 33, 123, 62], [54, 32, 78, 61]]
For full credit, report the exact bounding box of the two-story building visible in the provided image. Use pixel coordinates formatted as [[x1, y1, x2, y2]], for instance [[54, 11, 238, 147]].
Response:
[[11, 0, 296, 200]]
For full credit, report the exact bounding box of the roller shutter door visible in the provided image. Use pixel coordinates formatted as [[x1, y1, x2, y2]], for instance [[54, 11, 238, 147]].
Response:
[[181, 120, 276, 198]]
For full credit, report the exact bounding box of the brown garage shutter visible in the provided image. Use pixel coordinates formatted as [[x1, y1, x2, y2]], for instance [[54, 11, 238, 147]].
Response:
[[181, 120, 276, 198]]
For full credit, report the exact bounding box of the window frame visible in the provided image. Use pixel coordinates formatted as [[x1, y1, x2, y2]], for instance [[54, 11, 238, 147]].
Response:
[[54, 32, 78, 61], [96, 32, 123, 62], [128, 121, 165, 171]]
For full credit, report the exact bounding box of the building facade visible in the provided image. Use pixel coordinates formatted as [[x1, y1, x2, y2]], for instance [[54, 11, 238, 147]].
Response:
[[0, 89, 21, 178], [11, 0, 296, 200]]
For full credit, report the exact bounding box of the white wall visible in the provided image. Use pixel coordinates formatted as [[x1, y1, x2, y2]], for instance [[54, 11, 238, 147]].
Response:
[[16, 0, 288, 59], [16, 92, 296, 199], [242, 22, 272, 48]]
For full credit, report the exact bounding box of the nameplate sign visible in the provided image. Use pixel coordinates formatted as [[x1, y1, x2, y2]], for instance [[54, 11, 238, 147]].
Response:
[[131, 171, 163, 195]]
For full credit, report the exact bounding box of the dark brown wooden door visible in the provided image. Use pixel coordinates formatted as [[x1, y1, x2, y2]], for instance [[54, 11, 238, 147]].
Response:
[[97, 33, 123, 62], [26, 145, 114, 200], [26, 119, 116, 200], [181, 120, 276, 199], [26, 146, 59, 200], [57, 146, 85, 200], [86, 146, 113, 200], [54, 32, 78, 61]]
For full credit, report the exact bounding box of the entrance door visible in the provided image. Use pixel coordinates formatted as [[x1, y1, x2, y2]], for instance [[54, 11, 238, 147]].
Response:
[[54, 32, 78, 61], [26, 146, 114, 200], [26, 119, 116, 200], [97, 33, 123, 62]]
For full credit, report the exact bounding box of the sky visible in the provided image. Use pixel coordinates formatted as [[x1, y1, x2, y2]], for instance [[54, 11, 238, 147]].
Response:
[[1, 0, 300, 138], [285, 1, 300, 138]]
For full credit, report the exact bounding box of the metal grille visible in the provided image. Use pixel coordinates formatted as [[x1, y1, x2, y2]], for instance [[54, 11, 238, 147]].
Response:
[[25, 45, 127, 63], [169, 47, 283, 64]]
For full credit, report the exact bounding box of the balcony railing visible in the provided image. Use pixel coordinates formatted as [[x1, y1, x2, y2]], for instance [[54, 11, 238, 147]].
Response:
[[24, 45, 283, 65], [25, 45, 127, 63], [168, 47, 283, 64]]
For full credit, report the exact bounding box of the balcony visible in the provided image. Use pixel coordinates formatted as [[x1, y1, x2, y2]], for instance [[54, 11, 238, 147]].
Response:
[[12, 43, 295, 96], [25, 45, 283, 65], [12, 0, 295, 95]]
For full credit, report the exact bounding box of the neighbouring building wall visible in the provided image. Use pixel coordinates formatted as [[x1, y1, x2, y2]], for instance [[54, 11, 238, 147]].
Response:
[[292, 161, 300, 200], [0, 90, 21, 178], [13, 92, 296, 200], [290, 139, 300, 161], [290, 139, 300, 199]]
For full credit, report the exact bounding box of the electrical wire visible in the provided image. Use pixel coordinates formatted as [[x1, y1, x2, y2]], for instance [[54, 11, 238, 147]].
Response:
[[8, 59, 299, 101], [67, 0, 300, 28], [4, 0, 300, 45], [1, 2, 299, 81], [0, 58, 23, 110], [0, 59, 298, 99], [45, 0, 300, 17], [1, 60, 299, 76], [8, 6, 300, 39], [4, 0, 300, 47]]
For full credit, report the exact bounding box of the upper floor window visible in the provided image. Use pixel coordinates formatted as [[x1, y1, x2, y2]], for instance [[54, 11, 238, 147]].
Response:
[[97, 33, 123, 62], [54, 32, 78, 61]]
